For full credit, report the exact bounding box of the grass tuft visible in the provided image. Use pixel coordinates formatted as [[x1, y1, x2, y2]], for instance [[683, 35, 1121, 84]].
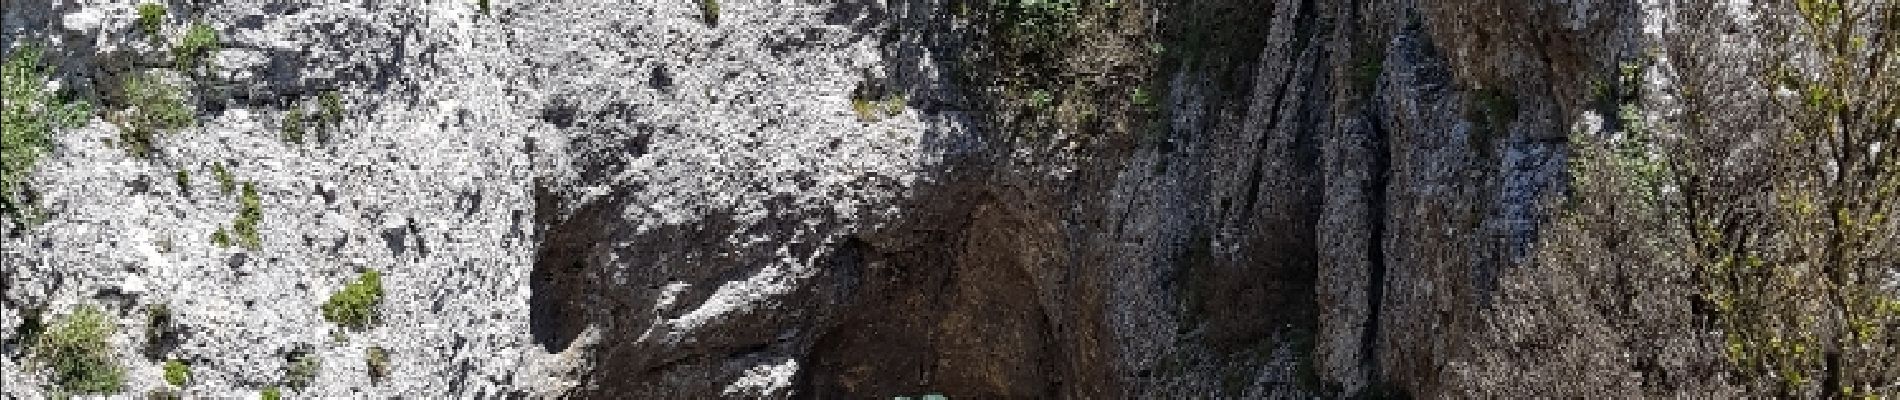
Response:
[[137, 4, 166, 38], [172, 22, 219, 70], [116, 72, 194, 157], [31, 305, 125, 395], [321, 270, 384, 329], [4, 44, 92, 223]]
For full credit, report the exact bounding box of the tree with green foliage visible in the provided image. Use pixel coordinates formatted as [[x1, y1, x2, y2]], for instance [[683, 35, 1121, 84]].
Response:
[[1607, 0, 1900, 396], [30, 305, 125, 395]]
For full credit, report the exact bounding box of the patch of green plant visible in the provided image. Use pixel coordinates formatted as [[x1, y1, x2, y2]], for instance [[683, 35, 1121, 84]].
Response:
[[4, 44, 92, 223], [30, 305, 125, 395], [365, 346, 389, 382], [211, 226, 231, 248], [850, 92, 905, 122], [477, 0, 491, 15], [162, 359, 189, 386], [701, 0, 719, 26], [137, 4, 166, 38], [232, 182, 262, 249], [117, 71, 194, 157], [261, 386, 282, 400], [1129, 87, 1154, 108], [321, 270, 384, 329], [212, 162, 234, 194], [173, 169, 190, 194], [318, 90, 344, 127], [990, 0, 1081, 46], [282, 108, 305, 144], [172, 22, 219, 70], [283, 350, 320, 389], [147, 388, 181, 400]]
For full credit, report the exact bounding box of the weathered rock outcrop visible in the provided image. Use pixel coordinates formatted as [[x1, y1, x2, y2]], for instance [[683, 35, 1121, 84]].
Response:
[[3, 0, 1788, 398]]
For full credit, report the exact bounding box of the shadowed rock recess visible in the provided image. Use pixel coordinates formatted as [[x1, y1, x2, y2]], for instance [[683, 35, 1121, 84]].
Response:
[[4, 0, 1897, 398]]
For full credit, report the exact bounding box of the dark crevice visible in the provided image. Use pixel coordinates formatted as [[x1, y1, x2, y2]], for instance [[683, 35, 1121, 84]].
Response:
[[1361, 108, 1391, 380]]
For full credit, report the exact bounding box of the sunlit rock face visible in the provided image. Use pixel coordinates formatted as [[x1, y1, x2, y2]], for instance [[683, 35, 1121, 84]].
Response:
[[3, 0, 1778, 398]]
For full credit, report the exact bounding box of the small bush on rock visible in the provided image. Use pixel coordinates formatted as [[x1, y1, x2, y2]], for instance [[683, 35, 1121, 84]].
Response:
[[321, 270, 384, 329], [701, 0, 719, 26], [319, 90, 344, 127], [117, 72, 193, 157], [233, 182, 262, 249], [137, 4, 166, 38], [212, 162, 234, 194], [172, 22, 218, 70], [162, 359, 189, 386], [281, 108, 305, 144], [365, 346, 389, 382], [261, 386, 282, 400], [31, 305, 125, 395], [283, 350, 320, 389], [3, 44, 92, 222], [211, 226, 231, 247], [173, 169, 190, 194]]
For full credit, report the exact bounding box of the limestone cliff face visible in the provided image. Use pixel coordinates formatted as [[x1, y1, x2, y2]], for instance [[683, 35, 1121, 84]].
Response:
[[1, 0, 1720, 398]]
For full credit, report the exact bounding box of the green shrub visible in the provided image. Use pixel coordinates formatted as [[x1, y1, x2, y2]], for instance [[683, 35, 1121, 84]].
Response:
[[147, 388, 180, 400], [477, 0, 491, 15], [117, 71, 194, 157], [212, 162, 234, 194], [232, 182, 261, 249], [31, 305, 125, 395], [137, 4, 166, 38], [365, 346, 389, 382], [849, 82, 906, 122], [173, 169, 190, 194], [3, 44, 92, 221], [283, 351, 320, 389], [211, 226, 231, 247], [162, 359, 189, 386], [701, 0, 719, 25], [261, 386, 282, 400], [318, 90, 344, 127], [281, 108, 305, 144], [321, 270, 384, 329], [172, 22, 218, 70], [992, 0, 1081, 45]]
